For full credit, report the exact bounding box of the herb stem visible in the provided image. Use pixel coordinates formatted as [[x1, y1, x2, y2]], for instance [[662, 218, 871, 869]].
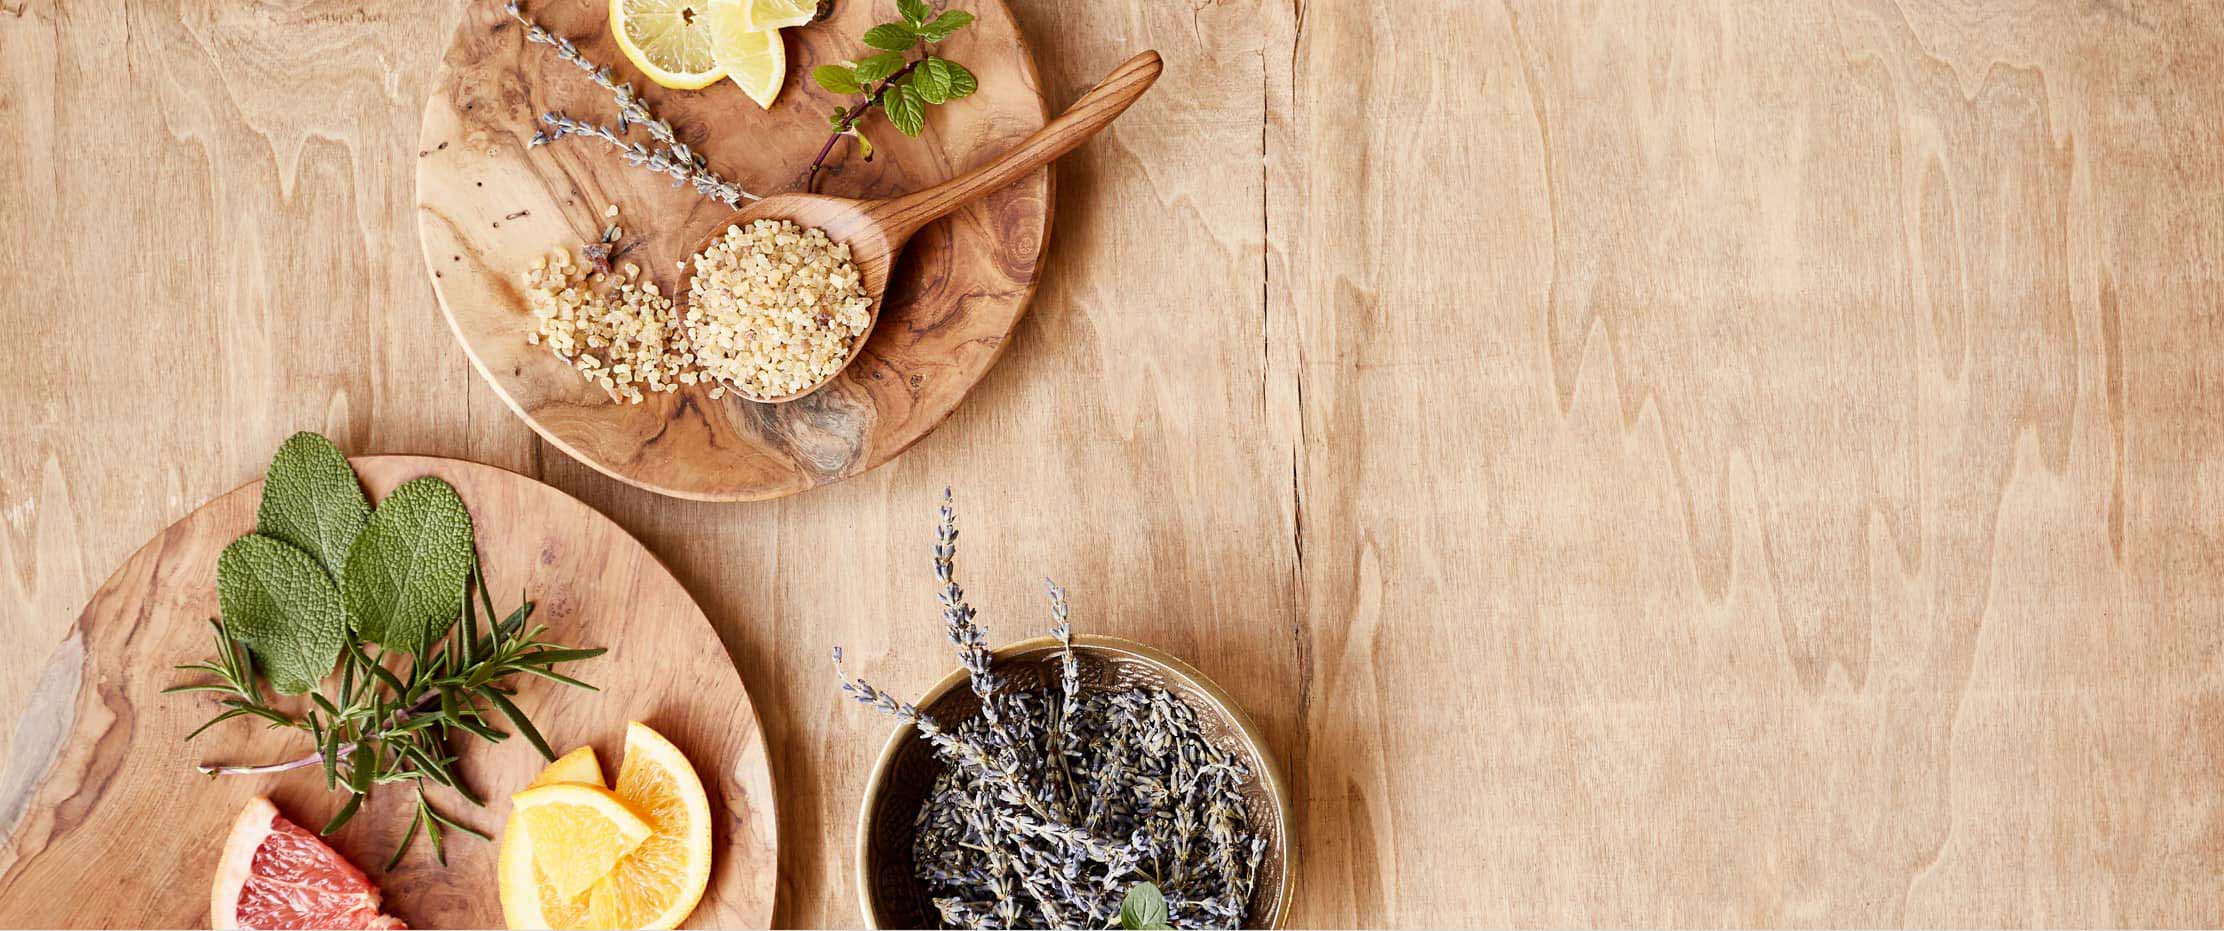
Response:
[[194, 695, 437, 776], [805, 54, 926, 193]]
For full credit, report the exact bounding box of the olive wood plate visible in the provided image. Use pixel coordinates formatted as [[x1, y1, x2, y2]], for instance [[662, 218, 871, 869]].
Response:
[[0, 456, 777, 928], [415, 0, 1051, 500]]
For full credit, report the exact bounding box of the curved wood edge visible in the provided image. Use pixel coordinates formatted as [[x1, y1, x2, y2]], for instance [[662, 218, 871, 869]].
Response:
[[878, 50, 1161, 242], [412, 0, 1060, 502], [0, 456, 781, 928]]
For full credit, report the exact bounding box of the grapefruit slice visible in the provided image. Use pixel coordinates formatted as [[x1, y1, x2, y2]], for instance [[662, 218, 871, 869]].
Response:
[[211, 796, 405, 930]]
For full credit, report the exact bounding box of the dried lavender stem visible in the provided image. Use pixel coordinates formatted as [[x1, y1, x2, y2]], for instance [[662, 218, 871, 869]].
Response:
[[935, 490, 1001, 727], [506, 1, 757, 205], [1045, 577, 1080, 816], [835, 496, 1264, 929]]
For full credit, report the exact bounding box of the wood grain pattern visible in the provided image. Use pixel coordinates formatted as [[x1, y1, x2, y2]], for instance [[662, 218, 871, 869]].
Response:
[[7, 0, 2224, 926], [675, 49, 1160, 402], [0, 457, 776, 928], [417, 0, 1051, 500]]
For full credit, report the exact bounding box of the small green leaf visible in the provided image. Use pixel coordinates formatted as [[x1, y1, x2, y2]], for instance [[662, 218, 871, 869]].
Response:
[[853, 128, 875, 159], [217, 534, 346, 695], [852, 50, 908, 83], [343, 477, 475, 654], [896, 0, 931, 27], [255, 433, 371, 581], [912, 58, 954, 104], [814, 64, 863, 95], [1120, 882, 1170, 930], [383, 807, 425, 871], [862, 22, 916, 51], [916, 9, 973, 41], [941, 59, 977, 98], [481, 687, 555, 762], [885, 82, 926, 135], [320, 792, 364, 835]]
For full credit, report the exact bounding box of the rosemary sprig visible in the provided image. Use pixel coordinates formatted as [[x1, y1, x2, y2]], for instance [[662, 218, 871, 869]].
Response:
[[171, 565, 603, 864]]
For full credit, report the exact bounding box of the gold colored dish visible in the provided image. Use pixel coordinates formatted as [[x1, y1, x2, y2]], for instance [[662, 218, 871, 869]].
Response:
[[854, 634, 1293, 929]]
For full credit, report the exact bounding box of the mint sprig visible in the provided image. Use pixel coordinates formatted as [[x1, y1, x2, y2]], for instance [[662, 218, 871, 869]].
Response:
[[803, 1, 978, 192]]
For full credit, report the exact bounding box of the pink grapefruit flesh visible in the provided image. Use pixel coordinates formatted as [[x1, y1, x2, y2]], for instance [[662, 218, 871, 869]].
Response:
[[210, 796, 405, 930]]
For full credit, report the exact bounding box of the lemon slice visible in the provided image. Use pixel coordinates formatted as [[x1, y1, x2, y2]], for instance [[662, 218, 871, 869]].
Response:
[[706, 1, 785, 109], [738, 0, 816, 31], [510, 784, 656, 902], [610, 0, 726, 90], [583, 723, 714, 931]]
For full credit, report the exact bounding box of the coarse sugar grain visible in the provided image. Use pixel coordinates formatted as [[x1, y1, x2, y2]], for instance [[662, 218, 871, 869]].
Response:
[[519, 246, 695, 405], [683, 218, 872, 399]]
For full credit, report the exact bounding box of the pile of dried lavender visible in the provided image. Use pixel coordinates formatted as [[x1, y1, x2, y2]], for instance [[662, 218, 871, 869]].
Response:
[[834, 493, 1267, 930]]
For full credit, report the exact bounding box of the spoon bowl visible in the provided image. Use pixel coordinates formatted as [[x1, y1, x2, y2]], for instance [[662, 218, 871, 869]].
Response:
[[680, 50, 1163, 403]]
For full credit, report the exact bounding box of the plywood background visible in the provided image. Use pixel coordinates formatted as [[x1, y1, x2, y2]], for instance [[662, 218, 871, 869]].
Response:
[[5, 0, 2222, 925]]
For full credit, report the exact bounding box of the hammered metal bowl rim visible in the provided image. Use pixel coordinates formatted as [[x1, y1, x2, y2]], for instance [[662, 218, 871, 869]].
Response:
[[853, 633, 1295, 929]]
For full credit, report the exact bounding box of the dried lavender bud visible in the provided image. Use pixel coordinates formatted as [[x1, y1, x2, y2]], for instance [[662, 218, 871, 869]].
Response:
[[506, 1, 757, 205], [834, 498, 1261, 929]]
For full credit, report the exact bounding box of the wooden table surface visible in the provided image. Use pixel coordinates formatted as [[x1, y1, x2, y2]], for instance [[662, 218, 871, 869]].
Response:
[[5, 1, 2223, 927]]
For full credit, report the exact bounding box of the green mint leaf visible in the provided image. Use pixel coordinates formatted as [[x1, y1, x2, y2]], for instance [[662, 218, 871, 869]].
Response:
[[827, 106, 852, 131], [896, 0, 931, 28], [343, 477, 475, 654], [1119, 882, 1169, 930], [254, 432, 370, 581], [862, 22, 916, 51], [941, 59, 977, 98], [852, 50, 908, 83], [917, 9, 973, 41], [884, 82, 926, 136], [813, 64, 863, 95], [851, 127, 875, 160], [217, 534, 345, 695], [912, 57, 954, 104]]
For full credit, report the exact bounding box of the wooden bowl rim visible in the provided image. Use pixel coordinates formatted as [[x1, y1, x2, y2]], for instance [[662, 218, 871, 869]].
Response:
[[852, 633, 1294, 929], [413, 0, 1056, 502]]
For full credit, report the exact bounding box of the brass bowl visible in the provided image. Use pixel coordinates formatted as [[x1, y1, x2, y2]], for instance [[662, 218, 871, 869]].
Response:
[[855, 634, 1294, 929]]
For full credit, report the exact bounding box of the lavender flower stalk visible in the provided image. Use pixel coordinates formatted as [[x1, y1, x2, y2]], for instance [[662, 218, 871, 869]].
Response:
[[506, 1, 757, 205], [833, 494, 1263, 929]]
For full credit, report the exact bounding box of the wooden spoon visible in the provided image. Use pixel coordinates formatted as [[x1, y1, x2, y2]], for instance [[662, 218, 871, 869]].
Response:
[[680, 50, 1164, 403]]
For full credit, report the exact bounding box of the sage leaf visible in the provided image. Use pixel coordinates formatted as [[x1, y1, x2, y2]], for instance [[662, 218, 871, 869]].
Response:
[[862, 22, 916, 51], [917, 9, 973, 42], [1119, 882, 1169, 930], [896, 0, 931, 27], [217, 534, 346, 695], [343, 477, 475, 654], [853, 50, 908, 83], [814, 64, 862, 96], [255, 432, 370, 580], [885, 82, 926, 136]]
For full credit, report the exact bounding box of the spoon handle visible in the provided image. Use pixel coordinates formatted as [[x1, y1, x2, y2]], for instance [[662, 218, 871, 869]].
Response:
[[879, 50, 1163, 235]]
